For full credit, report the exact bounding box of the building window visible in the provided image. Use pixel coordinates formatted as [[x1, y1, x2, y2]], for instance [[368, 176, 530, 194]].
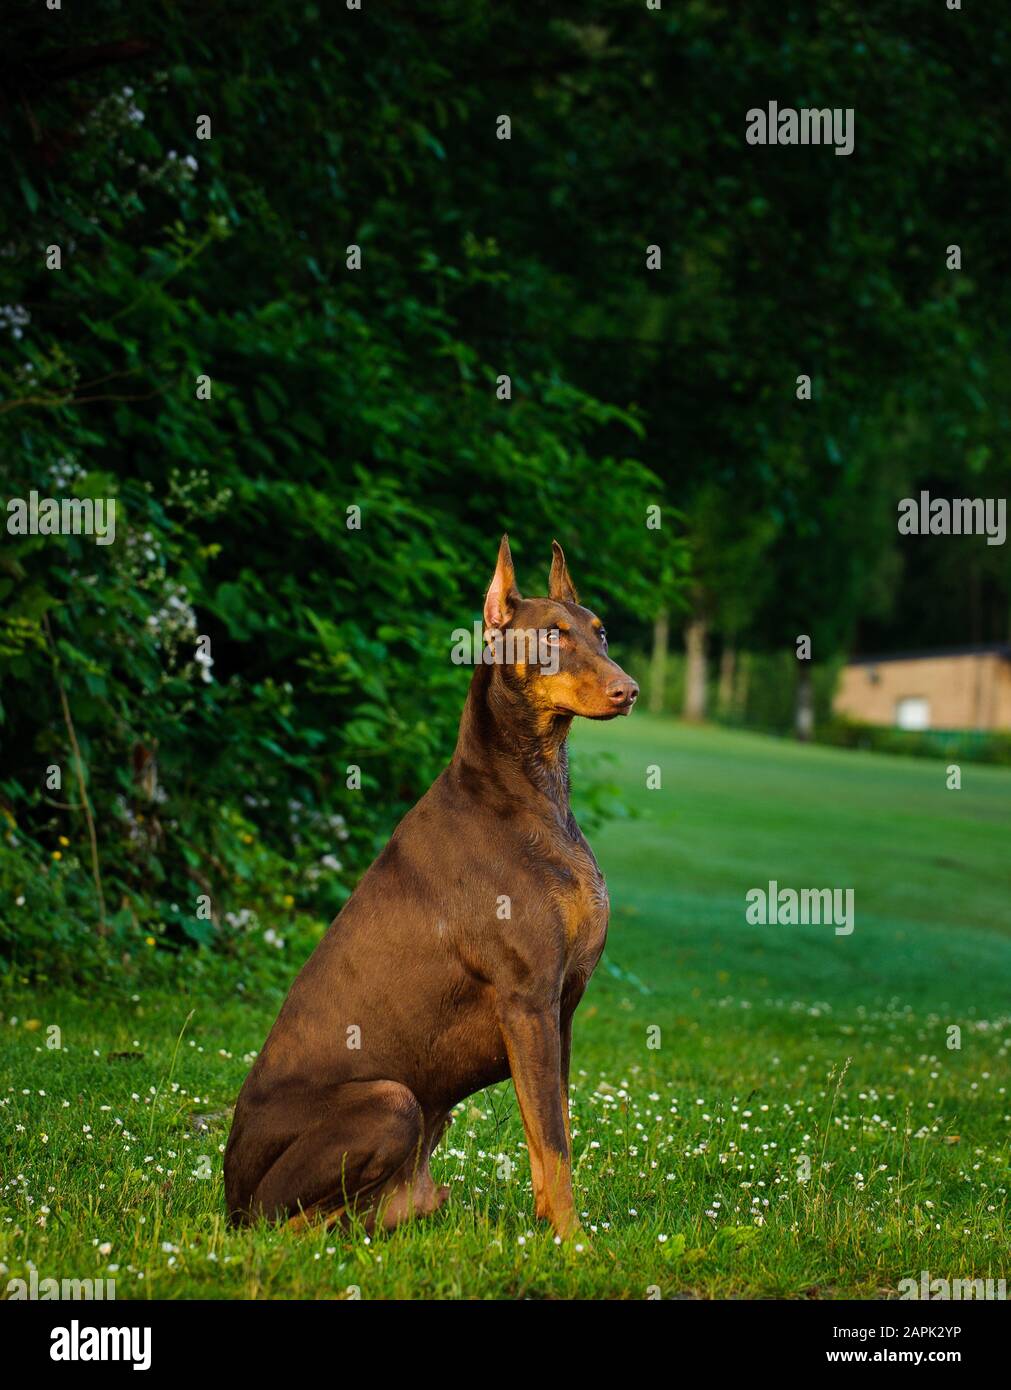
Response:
[[895, 696, 930, 730]]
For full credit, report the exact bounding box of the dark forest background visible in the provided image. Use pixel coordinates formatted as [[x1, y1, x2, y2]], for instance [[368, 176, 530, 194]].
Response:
[[2, 0, 1009, 982]]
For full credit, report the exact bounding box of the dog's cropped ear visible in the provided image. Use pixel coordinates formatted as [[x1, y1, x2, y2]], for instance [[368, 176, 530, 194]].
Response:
[[548, 540, 579, 605], [484, 534, 522, 630]]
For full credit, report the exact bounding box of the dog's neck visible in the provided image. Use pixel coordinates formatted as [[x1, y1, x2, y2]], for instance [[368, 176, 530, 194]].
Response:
[[453, 663, 574, 818]]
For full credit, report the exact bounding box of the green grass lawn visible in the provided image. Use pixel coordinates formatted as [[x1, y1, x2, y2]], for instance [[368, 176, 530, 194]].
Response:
[[2, 716, 1009, 1299]]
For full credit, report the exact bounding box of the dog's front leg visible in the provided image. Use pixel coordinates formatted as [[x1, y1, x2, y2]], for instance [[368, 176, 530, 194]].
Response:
[[559, 1012, 573, 1156], [497, 997, 580, 1239]]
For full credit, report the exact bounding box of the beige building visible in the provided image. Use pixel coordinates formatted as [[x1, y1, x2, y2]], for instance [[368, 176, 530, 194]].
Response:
[[834, 645, 1011, 731]]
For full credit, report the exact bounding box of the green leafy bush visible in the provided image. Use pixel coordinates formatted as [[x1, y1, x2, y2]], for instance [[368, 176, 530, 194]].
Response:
[[0, 5, 679, 984]]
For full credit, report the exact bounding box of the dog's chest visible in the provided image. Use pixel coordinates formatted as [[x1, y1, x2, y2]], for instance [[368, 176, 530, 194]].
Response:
[[538, 832, 609, 965]]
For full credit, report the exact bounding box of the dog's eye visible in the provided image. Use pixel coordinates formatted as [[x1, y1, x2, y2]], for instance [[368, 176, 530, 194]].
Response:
[[545, 630, 560, 646], [599, 629, 608, 647]]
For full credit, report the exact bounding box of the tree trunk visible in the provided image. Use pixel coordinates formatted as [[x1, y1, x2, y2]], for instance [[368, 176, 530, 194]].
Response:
[[683, 616, 708, 721], [717, 640, 736, 717], [736, 651, 751, 721], [795, 662, 814, 741], [648, 609, 669, 714]]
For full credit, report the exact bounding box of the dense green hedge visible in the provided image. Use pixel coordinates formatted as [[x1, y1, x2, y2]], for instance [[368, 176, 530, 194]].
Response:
[[0, 6, 682, 985], [815, 719, 1011, 767]]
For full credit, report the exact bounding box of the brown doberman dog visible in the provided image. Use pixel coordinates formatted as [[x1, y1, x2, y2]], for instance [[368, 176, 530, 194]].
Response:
[[224, 536, 638, 1239]]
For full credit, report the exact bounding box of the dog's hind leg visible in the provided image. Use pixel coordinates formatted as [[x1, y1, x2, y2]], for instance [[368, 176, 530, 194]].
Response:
[[248, 1079, 426, 1231], [378, 1108, 453, 1230]]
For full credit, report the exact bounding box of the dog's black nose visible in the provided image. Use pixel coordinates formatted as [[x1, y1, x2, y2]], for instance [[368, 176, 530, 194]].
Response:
[[607, 678, 639, 706]]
